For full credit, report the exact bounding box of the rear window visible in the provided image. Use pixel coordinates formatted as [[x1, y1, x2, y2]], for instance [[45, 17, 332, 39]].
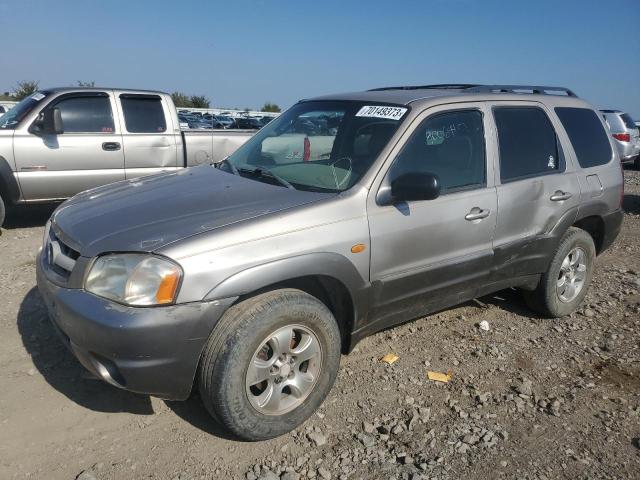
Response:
[[120, 95, 167, 133], [620, 113, 636, 129], [555, 107, 612, 168], [494, 107, 560, 182]]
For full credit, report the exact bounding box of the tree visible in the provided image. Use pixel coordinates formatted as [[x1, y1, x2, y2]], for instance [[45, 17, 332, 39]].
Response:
[[77, 80, 95, 87], [13, 80, 39, 100], [171, 92, 192, 108], [189, 95, 210, 109], [262, 102, 281, 113]]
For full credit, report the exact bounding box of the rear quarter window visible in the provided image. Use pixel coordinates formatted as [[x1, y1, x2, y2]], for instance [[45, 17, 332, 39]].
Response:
[[555, 107, 612, 168], [120, 95, 167, 133]]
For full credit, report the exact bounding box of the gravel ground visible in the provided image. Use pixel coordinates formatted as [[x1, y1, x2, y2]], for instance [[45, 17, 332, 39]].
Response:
[[1, 169, 639, 480]]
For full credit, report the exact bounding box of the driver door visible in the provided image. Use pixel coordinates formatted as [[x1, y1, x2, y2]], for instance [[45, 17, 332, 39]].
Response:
[[366, 104, 498, 329], [13, 92, 124, 201]]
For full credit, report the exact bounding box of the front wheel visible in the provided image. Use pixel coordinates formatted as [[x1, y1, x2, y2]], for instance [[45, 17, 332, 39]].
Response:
[[198, 289, 341, 441], [0, 193, 5, 227], [524, 227, 596, 317]]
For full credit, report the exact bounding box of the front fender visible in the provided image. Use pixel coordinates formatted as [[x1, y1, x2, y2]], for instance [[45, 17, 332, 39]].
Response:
[[203, 252, 371, 331], [0, 155, 22, 204]]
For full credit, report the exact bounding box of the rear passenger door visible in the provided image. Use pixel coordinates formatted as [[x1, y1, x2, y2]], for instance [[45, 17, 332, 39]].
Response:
[[116, 93, 180, 179], [367, 104, 497, 327], [14, 91, 125, 200], [488, 102, 581, 281]]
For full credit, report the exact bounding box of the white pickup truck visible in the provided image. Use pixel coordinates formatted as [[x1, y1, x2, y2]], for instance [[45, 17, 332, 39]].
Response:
[[0, 87, 254, 225]]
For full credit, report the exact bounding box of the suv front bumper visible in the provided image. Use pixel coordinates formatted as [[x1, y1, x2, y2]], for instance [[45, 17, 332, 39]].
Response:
[[36, 251, 235, 400]]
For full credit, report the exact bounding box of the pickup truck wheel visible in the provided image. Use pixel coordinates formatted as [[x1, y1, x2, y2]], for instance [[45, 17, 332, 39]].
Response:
[[198, 288, 341, 441], [524, 227, 595, 318], [0, 193, 5, 227]]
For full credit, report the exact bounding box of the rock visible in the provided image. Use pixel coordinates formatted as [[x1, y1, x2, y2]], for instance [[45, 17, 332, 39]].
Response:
[[462, 434, 480, 445], [516, 378, 533, 396], [583, 308, 595, 318], [362, 421, 375, 434], [317, 467, 331, 479], [281, 472, 299, 480], [307, 431, 327, 447], [76, 472, 97, 480], [257, 471, 279, 480], [357, 432, 376, 448], [478, 320, 490, 331]]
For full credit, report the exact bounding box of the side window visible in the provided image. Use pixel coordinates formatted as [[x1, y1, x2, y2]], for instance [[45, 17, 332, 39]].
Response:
[[51, 95, 114, 133], [555, 107, 613, 168], [120, 95, 167, 133], [494, 107, 559, 182], [389, 110, 486, 193]]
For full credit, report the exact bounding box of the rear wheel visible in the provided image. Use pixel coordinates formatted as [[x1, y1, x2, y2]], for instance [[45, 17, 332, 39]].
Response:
[[198, 289, 341, 440], [524, 227, 596, 317], [634, 156, 640, 170]]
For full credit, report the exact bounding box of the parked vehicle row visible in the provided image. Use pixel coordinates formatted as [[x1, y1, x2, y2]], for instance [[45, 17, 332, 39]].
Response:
[[0, 87, 255, 225], [36, 83, 623, 440], [178, 111, 274, 130], [600, 109, 640, 169]]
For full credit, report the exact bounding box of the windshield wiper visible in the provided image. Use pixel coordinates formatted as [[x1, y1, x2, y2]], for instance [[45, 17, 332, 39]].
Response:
[[238, 166, 295, 190]]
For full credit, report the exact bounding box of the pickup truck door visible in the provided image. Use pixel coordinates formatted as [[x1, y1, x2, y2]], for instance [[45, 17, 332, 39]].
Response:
[[115, 92, 180, 179], [366, 104, 498, 330], [13, 91, 125, 201]]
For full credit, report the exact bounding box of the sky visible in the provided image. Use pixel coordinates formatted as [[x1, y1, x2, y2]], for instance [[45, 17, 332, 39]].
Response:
[[1, 0, 639, 116]]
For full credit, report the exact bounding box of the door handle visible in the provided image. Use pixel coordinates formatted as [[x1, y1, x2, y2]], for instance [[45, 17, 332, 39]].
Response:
[[102, 142, 121, 151], [465, 207, 490, 221], [550, 190, 572, 202]]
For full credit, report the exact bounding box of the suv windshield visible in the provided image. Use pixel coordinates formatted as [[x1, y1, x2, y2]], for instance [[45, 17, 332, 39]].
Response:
[[222, 100, 408, 192], [0, 91, 50, 129]]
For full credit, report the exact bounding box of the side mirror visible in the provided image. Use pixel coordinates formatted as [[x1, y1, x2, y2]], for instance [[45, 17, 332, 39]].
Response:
[[391, 172, 441, 202], [33, 108, 64, 135]]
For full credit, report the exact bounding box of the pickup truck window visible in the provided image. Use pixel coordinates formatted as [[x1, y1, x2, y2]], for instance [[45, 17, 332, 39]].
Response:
[[50, 95, 115, 133], [120, 95, 167, 133], [389, 110, 486, 193], [0, 91, 50, 129], [224, 100, 407, 192]]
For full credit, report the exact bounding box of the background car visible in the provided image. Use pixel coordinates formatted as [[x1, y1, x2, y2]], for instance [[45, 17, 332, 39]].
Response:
[[234, 117, 262, 129], [601, 109, 640, 168]]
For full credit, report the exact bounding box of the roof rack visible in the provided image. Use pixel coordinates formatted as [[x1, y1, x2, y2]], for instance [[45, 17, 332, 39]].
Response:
[[465, 85, 577, 97], [368, 84, 479, 92], [368, 84, 578, 97]]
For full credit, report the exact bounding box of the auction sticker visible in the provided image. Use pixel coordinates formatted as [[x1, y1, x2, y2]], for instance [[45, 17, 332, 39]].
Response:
[[31, 93, 45, 101], [356, 105, 407, 121]]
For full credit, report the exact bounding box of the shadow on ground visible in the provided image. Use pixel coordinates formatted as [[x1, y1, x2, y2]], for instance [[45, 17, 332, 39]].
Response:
[[18, 287, 154, 414], [623, 194, 640, 215], [4, 203, 59, 229], [165, 395, 240, 441]]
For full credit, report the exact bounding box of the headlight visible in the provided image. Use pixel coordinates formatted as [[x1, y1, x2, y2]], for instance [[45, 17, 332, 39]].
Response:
[[85, 254, 182, 306]]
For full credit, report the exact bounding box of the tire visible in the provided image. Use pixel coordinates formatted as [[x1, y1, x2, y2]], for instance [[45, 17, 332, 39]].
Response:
[[0, 193, 5, 228], [198, 288, 341, 441], [634, 156, 640, 170], [524, 227, 596, 317]]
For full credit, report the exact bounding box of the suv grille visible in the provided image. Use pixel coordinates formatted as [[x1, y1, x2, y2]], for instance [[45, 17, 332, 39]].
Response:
[[45, 226, 80, 279]]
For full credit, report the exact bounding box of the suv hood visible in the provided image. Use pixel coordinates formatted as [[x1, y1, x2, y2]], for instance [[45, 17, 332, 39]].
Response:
[[52, 166, 332, 258]]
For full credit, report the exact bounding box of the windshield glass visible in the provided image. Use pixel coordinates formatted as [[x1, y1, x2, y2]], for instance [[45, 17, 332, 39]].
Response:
[[0, 91, 50, 129], [620, 113, 636, 130], [222, 100, 408, 192]]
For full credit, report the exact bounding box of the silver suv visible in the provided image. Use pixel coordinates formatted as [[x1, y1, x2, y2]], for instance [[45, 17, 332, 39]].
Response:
[[37, 84, 623, 440], [600, 109, 640, 168]]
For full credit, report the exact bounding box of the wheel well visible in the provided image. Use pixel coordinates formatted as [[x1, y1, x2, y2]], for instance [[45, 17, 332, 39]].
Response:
[[573, 216, 605, 254], [235, 275, 355, 353]]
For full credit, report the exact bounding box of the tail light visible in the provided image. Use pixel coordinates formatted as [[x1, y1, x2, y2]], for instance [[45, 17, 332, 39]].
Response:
[[303, 136, 310, 162], [613, 133, 630, 142]]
